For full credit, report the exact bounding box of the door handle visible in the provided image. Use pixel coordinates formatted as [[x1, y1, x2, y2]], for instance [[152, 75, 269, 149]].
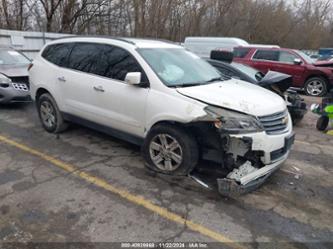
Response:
[[93, 86, 105, 92], [57, 76, 66, 82]]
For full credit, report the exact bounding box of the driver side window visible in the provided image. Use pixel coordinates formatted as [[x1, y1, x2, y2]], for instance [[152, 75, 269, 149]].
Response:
[[253, 50, 279, 61], [102, 46, 139, 81], [278, 51, 299, 64]]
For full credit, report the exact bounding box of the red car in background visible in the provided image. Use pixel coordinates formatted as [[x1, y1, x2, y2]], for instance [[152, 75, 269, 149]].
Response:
[[233, 47, 333, 96]]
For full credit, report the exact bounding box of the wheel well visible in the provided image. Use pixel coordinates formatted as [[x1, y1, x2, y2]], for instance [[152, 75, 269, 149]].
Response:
[[306, 75, 329, 84], [150, 120, 185, 130], [149, 120, 222, 153], [36, 88, 50, 101]]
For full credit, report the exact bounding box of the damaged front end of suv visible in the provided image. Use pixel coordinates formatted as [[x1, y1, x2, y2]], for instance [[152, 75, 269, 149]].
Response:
[[187, 105, 294, 197]]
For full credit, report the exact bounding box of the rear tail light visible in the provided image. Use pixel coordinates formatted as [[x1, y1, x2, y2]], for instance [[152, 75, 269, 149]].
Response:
[[28, 63, 34, 71]]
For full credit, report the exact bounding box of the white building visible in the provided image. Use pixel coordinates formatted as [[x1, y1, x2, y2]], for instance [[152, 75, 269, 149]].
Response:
[[0, 29, 71, 59]]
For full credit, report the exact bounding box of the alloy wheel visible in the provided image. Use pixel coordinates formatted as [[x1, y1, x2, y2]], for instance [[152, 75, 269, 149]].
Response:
[[40, 101, 56, 128], [149, 134, 183, 172], [307, 80, 324, 96]]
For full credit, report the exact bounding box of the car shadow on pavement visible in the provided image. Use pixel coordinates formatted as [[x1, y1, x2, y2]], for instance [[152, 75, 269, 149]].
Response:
[[0, 102, 32, 110]]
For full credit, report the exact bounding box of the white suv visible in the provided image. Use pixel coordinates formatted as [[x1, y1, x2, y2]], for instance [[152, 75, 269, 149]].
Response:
[[29, 37, 294, 196]]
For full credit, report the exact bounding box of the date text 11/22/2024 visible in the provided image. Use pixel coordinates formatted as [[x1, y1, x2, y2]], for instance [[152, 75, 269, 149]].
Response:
[[120, 242, 209, 248]]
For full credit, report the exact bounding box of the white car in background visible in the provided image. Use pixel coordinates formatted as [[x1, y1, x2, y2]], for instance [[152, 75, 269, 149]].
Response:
[[29, 37, 294, 196], [184, 37, 249, 57]]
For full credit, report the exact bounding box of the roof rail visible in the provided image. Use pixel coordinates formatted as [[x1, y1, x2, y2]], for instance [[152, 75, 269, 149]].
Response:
[[126, 37, 176, 44], [53, 35, 136, 45]]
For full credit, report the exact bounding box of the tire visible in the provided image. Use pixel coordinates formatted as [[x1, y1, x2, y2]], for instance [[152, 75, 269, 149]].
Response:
[[142, 124, 199, 176], [304, 77, 328, 97], [291, 116, 301, 126], [316, 116, 329, 131], [37, 93, 68, 133]]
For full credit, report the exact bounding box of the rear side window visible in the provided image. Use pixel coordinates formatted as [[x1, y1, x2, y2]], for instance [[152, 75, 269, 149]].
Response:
[[233, 48, 250, 58], [253, 50, 279, 61], [42, 43, 73, 66], [67, 43, 147, 82], [68, 43, 103, 74]]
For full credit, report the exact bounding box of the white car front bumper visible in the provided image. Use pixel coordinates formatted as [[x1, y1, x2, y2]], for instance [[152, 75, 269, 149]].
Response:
[[219, 119, 294, 194], [230, 119, 294, 166]]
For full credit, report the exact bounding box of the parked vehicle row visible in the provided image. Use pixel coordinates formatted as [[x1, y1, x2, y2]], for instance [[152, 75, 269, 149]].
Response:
[[184, 37, 333, 97], [233, 46, 333, 97], [28, 37, 295, 196]]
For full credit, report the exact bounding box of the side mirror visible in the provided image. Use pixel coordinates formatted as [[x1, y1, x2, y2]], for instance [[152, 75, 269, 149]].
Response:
[[125, 72, 141, 85], [294, 58, 302, 65]]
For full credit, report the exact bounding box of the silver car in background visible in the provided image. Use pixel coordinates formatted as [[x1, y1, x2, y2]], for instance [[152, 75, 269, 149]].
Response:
[[0, 47, 31, 104]]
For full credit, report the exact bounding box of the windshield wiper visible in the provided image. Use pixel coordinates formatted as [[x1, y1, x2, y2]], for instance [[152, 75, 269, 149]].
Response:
[[170, 83, 205, 88], [170, 77, 227, 88], [205, 77, 223, 83]]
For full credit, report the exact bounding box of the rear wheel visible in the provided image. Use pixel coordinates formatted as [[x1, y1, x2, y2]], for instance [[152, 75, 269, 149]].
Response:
[[143, 124, 199, 176], [316, 116, 329, 131], [37, 93, 68, 133], [305, 77, 328, 97]]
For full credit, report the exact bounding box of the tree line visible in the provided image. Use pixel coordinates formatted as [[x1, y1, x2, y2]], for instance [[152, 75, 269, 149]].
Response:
[[0, 0, 332, 49]]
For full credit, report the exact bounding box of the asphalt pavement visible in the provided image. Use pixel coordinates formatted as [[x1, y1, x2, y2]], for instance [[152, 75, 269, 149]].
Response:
[[0, 97, 332, 249]]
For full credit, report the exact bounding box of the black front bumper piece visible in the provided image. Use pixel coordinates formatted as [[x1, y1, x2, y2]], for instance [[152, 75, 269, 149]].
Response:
[[217, 172, 273, 197]]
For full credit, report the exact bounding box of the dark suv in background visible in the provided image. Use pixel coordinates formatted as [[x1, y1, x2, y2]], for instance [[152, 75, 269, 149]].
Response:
[[234, 47, 333, 96]]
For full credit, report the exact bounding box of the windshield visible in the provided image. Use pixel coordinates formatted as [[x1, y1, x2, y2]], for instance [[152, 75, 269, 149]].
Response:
[[138, 48, 222, 87], [231, 62, 264, 81], [0, 50, 30, 65], [294, 50, 315, 64]]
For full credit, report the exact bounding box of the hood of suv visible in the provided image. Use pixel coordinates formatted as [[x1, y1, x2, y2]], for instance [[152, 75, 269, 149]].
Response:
[[0, 64, 29, 77], [177, 79, 286, 116], [313, 61, 333, 68]]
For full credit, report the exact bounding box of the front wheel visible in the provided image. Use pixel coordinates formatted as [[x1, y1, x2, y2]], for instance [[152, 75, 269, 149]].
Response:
[[37, 93, 68, 133], [142, 124, 199, 176], [305, 77, 328, 97]]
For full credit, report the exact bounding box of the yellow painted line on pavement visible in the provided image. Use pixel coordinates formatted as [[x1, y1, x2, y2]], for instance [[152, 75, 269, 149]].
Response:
[[0, 134, 243, 248]]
